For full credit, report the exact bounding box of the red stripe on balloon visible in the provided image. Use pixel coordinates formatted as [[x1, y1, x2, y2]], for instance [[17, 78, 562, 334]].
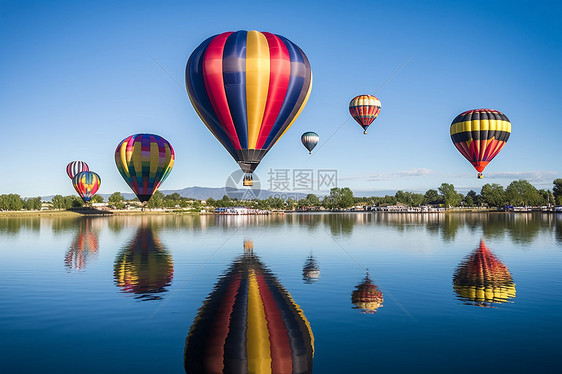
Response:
[[202, 32, 242, 150], [256, 33, 291, 150], [204, 274, 241, 373], [255, 272, 293, 373]]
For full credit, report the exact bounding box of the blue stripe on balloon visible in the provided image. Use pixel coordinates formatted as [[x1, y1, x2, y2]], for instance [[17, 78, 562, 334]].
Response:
[[186, 35, 238, 157], [223, 31, 248, 149], [262, 36, 306, 149]]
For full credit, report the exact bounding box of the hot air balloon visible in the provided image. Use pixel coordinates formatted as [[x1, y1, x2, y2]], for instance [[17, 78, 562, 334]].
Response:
[[453, 240, 516, 307], [65, 218, 99, 271], [184, 241, 314, 373], [450, 109, 511, 178], [114, 222, 173, 300], [72, 171, 101, 205], [301, 132, 319, 154], [349, 95, 381, 134], [302, 254, 320, 283], [351, 272, 383, 314], [114, 134, 175, 203], [185, 30, 313, 187], [66, 161, 89, 179]]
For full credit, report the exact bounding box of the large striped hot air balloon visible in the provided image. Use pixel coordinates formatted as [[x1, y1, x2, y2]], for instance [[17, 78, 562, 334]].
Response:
[[349, 95, 381, 134], [453, 240, 516, 307], [114, 223, 173, 301], [450, 109, 511, 178], [114, 134, 175, 203], [185, 30, 313, 186], [66, 161, 89, 179], [72, 171, 101, 205], [301, 132, 319, 154], [184, 243, 314, 373], [351, 272, 383, 314]]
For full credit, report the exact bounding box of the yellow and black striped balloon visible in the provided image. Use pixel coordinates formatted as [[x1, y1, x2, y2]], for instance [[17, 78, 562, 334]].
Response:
[[450, 109, 511, 178]]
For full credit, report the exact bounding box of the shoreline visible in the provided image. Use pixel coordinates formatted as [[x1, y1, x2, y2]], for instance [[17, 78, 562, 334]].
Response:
[[0, 209, 559, 217]]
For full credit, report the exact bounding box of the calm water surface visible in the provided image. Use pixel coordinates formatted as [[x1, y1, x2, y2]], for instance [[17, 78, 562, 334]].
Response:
[[1, 213, 560, 373]]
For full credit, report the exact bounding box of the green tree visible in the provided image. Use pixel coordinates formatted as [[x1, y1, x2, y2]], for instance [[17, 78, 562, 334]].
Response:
[[306, 193, 320, 206], [147, 190, 165, 209], [325, 187, 354, 209], [108, 192, 125, 209], [163, 192, 182, 208], [380, 195, 397, 205], [423, 189, 440, 205], [438, 183, 463, 207], [505, 180, 542, 206], [553, 179, 562, 205], [481, 183, 506, 207], [286, 198, 297, 210], [411, 193, 424, 207], [51, 195, 65, 210], [23, 197, 42, 210], [395, 190, 411, 205], [90, 195, 104, 204]]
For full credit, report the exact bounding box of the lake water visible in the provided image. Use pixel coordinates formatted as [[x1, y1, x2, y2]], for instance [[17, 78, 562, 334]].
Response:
[[1, 212, 560, 373]]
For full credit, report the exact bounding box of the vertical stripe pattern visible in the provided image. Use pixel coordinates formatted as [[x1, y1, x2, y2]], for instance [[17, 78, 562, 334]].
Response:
[[66, 161, 89, 179], [72, 171, 101, 203], [184, 252, 314, 373], [300, 131, 319, 154], [349, 95, 381, 133], [114, 134, 175, 202], [186, 30, 312, 173]]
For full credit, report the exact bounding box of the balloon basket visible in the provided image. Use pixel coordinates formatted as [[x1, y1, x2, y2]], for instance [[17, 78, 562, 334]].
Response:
[[477, 173, 483, 179], [243, 174, 253, 187]]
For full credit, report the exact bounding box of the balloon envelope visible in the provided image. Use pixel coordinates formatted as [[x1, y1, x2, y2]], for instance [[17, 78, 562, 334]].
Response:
[[115, 134, 175, 203], [185, 30, 313, 184], [450, 109, 511, 178], [301, 132, 319, 154], [66, 161, 89, 179], [349, 95, 381, 134], [72, 171, 101, 204], [184, 250, 314, 373]]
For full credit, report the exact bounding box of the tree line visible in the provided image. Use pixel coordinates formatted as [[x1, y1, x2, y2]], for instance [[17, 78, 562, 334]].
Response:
[[1, 179, 561, 211]]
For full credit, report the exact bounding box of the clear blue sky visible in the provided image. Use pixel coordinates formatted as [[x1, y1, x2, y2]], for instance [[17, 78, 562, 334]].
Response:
[[1, 0, 560, 198]]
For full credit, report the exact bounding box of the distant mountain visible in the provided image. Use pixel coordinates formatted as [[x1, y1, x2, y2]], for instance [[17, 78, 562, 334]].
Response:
[[42, 186, 309, 202]]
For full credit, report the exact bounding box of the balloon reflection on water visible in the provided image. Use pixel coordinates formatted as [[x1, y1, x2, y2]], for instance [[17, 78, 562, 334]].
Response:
[[351, 272, 384, 314], [453, 240, 516, 307], [64, 218, 99, 271], [302, 255, 320, 284], [114, 223, 173, 300], [184, 240, 314, 374]]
